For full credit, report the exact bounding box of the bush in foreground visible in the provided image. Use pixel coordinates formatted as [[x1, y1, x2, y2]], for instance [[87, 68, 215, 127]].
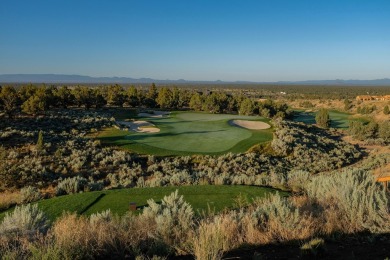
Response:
[[0, 204, 49, 237]]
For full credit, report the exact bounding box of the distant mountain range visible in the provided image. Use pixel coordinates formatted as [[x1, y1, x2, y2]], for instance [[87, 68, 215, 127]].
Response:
[[0, 74, 390, 86]]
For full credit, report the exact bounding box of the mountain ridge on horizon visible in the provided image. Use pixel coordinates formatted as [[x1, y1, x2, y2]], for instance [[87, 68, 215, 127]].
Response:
[[0, 74, 390, 86]]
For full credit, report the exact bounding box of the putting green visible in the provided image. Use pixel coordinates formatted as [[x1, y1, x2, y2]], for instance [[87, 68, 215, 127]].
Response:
[[97, 111, 273, 156]]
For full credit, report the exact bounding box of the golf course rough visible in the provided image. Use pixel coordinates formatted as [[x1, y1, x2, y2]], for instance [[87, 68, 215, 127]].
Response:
[[98, 111, 273, 155]]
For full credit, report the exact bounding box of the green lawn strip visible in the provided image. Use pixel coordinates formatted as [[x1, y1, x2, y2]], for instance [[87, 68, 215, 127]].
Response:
[[78, 185, 286, 216], [0, 186, 286, 222], [0, 192, 103, 222]]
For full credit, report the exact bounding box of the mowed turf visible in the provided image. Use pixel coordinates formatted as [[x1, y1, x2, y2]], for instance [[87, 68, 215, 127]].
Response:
[[293, 109, 362, 128], [0, 186, 285, 221], [97, 111, 273, 156]]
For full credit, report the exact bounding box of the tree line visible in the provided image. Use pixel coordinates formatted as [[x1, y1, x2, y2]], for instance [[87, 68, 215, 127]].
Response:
[[0, 84, 291, 119]]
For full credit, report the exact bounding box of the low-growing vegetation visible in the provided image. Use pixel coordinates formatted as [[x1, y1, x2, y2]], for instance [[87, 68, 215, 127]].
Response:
[[0, 83, 389, 259], [0, 169, 388, 259]]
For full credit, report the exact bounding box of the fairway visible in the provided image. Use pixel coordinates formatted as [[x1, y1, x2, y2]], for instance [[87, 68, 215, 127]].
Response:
[[0, 186, 285, 221], [293, 109, 357, 128], [97, 111, 273, 155]]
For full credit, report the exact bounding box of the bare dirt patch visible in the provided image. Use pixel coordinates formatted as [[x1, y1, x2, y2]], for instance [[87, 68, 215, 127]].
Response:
[[230, 120, 271, 130]]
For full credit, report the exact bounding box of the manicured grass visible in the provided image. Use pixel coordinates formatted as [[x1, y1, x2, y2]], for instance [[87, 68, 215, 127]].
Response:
[[293, 109, 362, 129], [0, 192, 103, 222], [0, 186, 286, 221], [96, 111, 273, 155]]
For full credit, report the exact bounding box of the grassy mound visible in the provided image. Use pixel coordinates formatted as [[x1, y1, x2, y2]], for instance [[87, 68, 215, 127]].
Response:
[[0, 185, 285, 221], [97, 111, 273, 155]]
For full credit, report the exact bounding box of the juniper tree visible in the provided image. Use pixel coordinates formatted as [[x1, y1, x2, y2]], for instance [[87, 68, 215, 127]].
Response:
[[36, 130, 44, 151], [315, 108, 330, 128], [384, 105, 389, 115]]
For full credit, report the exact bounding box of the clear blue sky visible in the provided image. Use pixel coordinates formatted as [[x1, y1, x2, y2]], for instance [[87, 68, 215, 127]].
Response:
[[0, 0, 389, 81]]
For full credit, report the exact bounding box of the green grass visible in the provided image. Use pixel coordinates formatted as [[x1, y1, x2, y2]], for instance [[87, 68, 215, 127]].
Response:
[[0, 186, 286, 221], [293, 109, 363, 129], [97, 111, 273, 156]]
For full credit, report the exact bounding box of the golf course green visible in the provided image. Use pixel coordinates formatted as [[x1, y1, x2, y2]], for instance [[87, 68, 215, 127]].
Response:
[[0, 186, 286, 221], [97, 111, 273, 156]]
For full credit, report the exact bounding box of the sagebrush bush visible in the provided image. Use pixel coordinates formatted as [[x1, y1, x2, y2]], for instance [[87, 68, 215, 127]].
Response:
[[55, 176, 88, 196], [142, 190, 194, 254], [251, 193, 316, 242], [0, 204, 49, 237], [306, 169, 389, 233], [20, 186, 42, 204], [89, 209, 112, 224], [192, 214, 240, 260], [287, 170, 310, 193]]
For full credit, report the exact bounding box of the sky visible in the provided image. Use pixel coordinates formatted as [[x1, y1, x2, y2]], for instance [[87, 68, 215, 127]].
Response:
[[0, 0, 389, 82]]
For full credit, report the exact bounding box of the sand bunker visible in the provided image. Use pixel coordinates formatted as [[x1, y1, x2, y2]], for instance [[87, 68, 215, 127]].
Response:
[[117, 120, 160, 133], [138, 111, 170, 118], [230, 120, 271, 130]]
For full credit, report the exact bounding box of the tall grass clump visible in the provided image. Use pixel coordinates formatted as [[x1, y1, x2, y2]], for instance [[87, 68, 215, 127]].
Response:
[[0, 191, 20, 211], [192, 214, 240, 260], [306, 169, 389, 233], [142, 190, 194, 254], [0, 204, 49, 237]]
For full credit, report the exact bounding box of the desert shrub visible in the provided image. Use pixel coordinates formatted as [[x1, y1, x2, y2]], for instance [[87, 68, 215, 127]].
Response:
[[192, 214, 240, 260], [315, 109, 330, 128], [272, 120, 362, 172], [0, 235, 33, 260], [0, 204, 49, 237], [20, 186, 42, 204], [0, 191, 20, 211], [89, 209, 113, 225], [142, 190, 194, 254], [306, 169, 389, 233], [300, 238, 326, 257], [55, 176, 88, 196], [135, 256, 167, 260], [299, 101, 315, 108], [287, 170, 310, 193], [251, 193, 316, 242], [51, 213, 98, 259], [51, 212, 134, 259]]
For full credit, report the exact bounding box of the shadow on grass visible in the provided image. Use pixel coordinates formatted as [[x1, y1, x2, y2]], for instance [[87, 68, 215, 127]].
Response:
[[99, 129, 227, 145], [80, 193, 106, 215]]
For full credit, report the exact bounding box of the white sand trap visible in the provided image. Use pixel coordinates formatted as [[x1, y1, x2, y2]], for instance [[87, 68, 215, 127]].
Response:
[[230, 120, 271, 130], [117, 120, 160, 133], [138, 111, 170, 118]]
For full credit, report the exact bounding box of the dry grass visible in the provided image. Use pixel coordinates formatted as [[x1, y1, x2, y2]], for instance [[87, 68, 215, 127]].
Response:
[[50, 212, 157, 259], [0, 191, 20, 210], [191, 214, 240, 260]]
